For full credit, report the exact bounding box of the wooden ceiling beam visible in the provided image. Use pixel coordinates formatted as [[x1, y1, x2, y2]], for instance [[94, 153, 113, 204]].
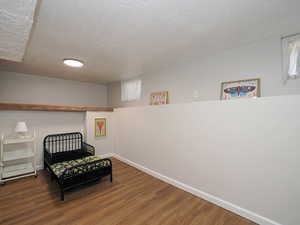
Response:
[[0, 102, 113, 112]]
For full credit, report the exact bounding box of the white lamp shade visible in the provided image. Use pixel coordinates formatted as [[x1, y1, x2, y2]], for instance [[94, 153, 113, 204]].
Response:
[[15, 122, 28, 133]]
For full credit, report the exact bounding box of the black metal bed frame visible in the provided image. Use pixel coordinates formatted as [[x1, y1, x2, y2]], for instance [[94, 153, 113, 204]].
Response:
[[43, 132, 112, 201]]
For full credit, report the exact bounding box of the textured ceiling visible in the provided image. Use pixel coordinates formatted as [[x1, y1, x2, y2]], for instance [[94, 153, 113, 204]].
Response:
[[1, 0, 300, 84], [0, 0, 37, 62]]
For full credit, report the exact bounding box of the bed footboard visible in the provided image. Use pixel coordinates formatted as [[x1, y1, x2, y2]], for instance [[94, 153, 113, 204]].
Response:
[[57, 158, 112, 201]]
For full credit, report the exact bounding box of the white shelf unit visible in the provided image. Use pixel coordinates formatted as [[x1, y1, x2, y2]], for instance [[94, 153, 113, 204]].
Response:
[[0, 132, 37, 184]]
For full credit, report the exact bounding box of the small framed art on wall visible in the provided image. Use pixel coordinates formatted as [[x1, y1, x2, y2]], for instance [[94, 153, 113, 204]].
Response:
[[220, 78, 260, 100], [95, 118, 106, 136], [150, 91, 169, 105]]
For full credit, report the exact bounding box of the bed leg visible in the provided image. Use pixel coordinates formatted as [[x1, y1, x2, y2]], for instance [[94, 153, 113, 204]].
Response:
[[61, 190, 65, 201]]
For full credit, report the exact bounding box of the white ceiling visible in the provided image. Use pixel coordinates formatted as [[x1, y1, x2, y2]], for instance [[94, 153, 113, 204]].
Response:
[[1, 0, 300, 84], [0, 0, 37, 61]]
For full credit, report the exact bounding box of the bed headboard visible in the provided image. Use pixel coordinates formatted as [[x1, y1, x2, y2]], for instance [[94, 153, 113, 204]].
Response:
[[44, 132, 83, 154], [44, 132, 88, 164]]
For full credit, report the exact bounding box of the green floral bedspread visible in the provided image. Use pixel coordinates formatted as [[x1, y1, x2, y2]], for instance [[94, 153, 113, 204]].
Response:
[[50, 156, 110, 178]]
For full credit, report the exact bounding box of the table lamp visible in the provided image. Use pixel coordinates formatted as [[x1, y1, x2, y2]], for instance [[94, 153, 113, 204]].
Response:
[[15, 122, 28, 138]]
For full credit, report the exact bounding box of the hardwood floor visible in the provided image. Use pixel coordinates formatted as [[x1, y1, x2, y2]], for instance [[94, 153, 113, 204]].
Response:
[[0, 158, 256, 225]]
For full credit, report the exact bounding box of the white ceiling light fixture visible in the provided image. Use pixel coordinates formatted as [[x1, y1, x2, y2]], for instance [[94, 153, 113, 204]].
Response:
[[63, 59, 84, 68]]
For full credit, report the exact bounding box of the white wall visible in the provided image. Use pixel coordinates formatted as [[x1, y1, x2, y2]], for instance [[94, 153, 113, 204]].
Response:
[[0, 71, 108, 106], [108, 36, 300, 107], [0, 110, 115, 169], [0, 71, 109, 168], [85, 111, 115, 157], [0, 111, 85, 169], [113, 95, 300, 225]]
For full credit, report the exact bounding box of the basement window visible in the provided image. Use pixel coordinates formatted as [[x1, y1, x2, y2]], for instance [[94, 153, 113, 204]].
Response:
[[282, 33, 300, 81], [121, 78, 142, 102]]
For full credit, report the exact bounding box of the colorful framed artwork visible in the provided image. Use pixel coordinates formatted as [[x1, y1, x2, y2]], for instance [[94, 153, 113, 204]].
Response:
[[95, 118, 106, 137], [220, 78, 260, 100], [150, 91, 169, 105]]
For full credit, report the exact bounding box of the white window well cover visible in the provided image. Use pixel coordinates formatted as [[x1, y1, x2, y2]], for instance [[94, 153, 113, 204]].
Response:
[[0, 0, 37, 62], [282, 33, 300, 81], [121, 79, 142, 101]]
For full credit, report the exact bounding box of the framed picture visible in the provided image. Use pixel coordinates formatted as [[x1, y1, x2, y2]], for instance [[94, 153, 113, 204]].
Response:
[[220, 78, 260, 100], [150, 91, 169, 105], [95, 118, 106, 136]]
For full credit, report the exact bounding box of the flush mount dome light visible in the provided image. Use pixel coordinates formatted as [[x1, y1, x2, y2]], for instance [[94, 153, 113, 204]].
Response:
[[63, 59, 84, 68]]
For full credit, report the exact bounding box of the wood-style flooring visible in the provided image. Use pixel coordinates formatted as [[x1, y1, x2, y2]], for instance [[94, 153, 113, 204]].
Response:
[[0, 158, 257, 225]]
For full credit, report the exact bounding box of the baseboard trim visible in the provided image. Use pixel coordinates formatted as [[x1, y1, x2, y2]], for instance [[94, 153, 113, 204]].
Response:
[[98, 153, 115, 158], [113, 154, 282, 225]]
